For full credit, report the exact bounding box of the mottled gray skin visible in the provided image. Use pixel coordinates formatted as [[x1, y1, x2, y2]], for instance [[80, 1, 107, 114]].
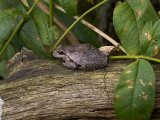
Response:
[[53, 44, 108, 70]]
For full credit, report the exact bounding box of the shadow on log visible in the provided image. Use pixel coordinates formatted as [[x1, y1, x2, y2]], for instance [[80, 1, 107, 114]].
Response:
[[0, 48, 160, 120]]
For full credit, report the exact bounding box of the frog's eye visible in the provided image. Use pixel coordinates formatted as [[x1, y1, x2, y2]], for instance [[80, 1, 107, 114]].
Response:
[[58, 51, 65, 55]]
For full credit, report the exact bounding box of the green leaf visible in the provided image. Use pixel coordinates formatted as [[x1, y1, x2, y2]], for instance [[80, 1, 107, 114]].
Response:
[[0, 43, 15, 78], [114, 59, 155, 120], [113, 2, 158, 55], [12, 37, 27, 51], [0, 0, 27, 14], [0, 43, 15, 60], [6, 44, 16, 59], [140, 20, 160, 57], [32, 9, 53, 46], [127, 0, 149, 19], [0, 60, 8, 78], [0, 9, 22, 43], [48, 26, 59, 43], [19, 17, 51, 59], [55, 8, 100, 47], [32, 9, 59, 46], [58, 0, 78, 16], [0, 0, 8, 11]]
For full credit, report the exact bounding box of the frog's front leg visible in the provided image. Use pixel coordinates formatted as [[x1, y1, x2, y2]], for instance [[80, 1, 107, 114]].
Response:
[[62, 56, 77, 69], [62, 62, 77, 69]]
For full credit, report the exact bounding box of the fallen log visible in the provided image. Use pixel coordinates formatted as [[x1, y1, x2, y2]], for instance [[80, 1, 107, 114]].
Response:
[[0, 48, 159, 120]]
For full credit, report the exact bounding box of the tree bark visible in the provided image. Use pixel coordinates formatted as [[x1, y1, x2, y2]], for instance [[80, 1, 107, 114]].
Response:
[[0, 48, 160, 120]]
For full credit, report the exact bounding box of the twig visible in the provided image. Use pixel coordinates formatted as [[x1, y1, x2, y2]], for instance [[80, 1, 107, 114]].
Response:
[[109, 55, 160, 63]]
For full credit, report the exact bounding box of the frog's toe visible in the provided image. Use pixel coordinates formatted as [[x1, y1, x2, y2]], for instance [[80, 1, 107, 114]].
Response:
[[62, 62, 77, 70]]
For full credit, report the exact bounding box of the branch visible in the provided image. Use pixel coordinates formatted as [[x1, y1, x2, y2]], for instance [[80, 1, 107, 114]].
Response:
[[0, 48, 160, 120]]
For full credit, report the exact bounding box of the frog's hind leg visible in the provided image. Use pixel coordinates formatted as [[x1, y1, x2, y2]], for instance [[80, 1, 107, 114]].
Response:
[[62, 62, 77, 70]]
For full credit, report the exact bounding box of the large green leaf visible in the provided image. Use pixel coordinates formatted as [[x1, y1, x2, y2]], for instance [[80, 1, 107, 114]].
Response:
[[0, 60, 8, 78], [140, 20, 160, 57], [0, 0, 8, 11], [0, 9, 22, 43], [0, 0, 27, 13], [113, 2, 158, 55], [58, 0, 78, 16], [0, 44, 15, 78], [114, 59, 155, 120], [32, 9, 52, 46], [127, 0, 149, 19], [32, 9, 59, 46], [0, 43, 15, 60], [12, 37, 27, 52], [19, 17, 51, 58]]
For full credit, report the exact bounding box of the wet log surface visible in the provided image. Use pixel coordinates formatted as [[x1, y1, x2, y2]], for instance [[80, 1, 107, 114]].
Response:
[[0, 48, 159, 120]]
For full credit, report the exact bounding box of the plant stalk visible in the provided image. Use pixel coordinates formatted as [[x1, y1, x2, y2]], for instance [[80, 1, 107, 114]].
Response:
[[49, 0, 53, 27], [0, 0, 39, 57], [109, 55, 160, 63], [49, 0, 109, 54]]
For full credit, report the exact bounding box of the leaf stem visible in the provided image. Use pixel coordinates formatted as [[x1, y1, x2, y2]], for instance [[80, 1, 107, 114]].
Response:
[[49, 0, 109, 54], [109, 55, 160, 63], [49, 0, 53, 27], [0, 0, 39, 57]]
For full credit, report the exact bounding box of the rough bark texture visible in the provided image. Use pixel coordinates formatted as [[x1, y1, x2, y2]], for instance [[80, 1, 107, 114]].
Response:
[[0, 48, 160, 120]]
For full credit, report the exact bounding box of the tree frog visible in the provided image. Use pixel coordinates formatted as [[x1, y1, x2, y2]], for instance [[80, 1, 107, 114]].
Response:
[[53, 44, 108, 70]]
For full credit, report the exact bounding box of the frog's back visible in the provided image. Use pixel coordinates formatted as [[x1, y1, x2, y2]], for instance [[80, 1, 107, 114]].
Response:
[[66, 44, 108, 70]]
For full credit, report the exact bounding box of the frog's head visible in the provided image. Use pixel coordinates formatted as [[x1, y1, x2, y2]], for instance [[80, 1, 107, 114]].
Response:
[[53, 46, 66, 60]]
